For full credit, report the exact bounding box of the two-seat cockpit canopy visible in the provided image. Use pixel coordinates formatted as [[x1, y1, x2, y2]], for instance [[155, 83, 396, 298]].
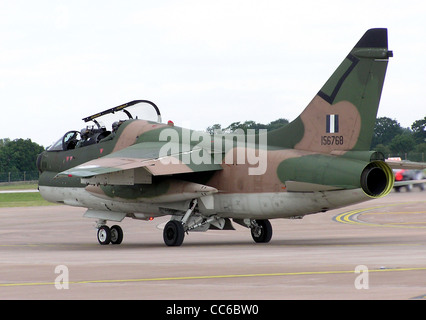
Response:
[[47, 100, 162, 152]]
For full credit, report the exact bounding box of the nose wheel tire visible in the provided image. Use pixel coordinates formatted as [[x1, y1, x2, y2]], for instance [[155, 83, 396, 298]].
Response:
[[97, 225, 111, 245], [110, 225, 123, 245], [163, 220, 185, 246], [251, 219, 273, 243], [97, 225, 123, 245]]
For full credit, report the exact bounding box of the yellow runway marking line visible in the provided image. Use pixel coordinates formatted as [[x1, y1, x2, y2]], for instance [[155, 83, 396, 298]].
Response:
[[2, 267, 426, 287], [334, 201, 426, 229]]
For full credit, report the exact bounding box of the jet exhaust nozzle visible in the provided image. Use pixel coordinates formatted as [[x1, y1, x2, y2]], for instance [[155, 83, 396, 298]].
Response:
[[360, 161, 394, 198]]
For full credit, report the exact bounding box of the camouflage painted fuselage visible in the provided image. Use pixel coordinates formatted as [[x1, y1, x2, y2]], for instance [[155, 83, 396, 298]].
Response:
[[38, 28, 394, 228]]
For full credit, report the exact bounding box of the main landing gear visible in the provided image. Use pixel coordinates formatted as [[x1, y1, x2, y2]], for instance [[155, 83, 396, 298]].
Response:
[[161, 196, 273, 247], [163, 220, 185, 246], [163, 199, 198, 247], [161, 218, 274, 247], [250, 219, 273, 243]]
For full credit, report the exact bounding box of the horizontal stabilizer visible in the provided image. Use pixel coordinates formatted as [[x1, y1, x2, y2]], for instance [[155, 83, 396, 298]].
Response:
[[393, 179, 426, 187], [385, 160, 426, 170]]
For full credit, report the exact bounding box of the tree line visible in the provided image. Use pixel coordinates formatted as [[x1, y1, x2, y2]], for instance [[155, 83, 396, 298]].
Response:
[[0, 138, 44, 174], [370, 117, 425, 161], [0, 115, 424, 177]]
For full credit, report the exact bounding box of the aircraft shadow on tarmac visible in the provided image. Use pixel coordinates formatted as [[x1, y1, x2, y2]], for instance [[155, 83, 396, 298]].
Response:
[[27, 234, 413, 251]]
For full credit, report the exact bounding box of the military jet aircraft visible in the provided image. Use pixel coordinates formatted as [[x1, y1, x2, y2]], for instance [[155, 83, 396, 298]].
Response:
[[37, 28, 421, 247]]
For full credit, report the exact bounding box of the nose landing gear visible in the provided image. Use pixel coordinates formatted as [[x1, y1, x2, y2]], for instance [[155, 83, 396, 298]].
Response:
[[96, 224, 123, 245]]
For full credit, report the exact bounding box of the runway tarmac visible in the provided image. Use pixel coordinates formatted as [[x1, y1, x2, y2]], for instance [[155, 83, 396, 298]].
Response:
[[0, 189, 425, 300]]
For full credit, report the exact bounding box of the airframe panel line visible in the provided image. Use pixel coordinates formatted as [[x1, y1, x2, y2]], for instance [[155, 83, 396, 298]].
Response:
[[2, 267, 426, 288]]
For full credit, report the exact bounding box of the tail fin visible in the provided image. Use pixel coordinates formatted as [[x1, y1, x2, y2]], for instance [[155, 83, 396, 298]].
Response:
[[268, 28, 392, 152]]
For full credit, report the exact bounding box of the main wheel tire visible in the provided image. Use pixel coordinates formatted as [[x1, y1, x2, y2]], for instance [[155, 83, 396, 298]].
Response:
[[251, 219, 273, 243], [110, 225, 123, 245], [97, 225, 111, 245], [163, 220, 185, 247]]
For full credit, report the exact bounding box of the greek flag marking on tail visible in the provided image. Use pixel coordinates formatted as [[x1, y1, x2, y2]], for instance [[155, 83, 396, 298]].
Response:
[[326, 114, 339, 133]]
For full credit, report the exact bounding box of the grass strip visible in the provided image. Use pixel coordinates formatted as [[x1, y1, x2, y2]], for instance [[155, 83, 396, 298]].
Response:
[[0, 192, 58, 207]]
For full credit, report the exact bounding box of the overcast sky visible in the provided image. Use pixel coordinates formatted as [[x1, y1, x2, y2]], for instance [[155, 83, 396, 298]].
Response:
[[1, 0, 425, 147]]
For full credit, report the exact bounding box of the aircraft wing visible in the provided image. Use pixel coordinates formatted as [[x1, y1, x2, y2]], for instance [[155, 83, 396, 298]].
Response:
[[386, 159, 426, 188], [57, 141, 222, 184], [385, 159, 426, 170]]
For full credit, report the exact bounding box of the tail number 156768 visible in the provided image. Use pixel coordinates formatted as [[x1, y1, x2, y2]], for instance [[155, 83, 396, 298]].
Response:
[[321, 136, 344, 145]]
